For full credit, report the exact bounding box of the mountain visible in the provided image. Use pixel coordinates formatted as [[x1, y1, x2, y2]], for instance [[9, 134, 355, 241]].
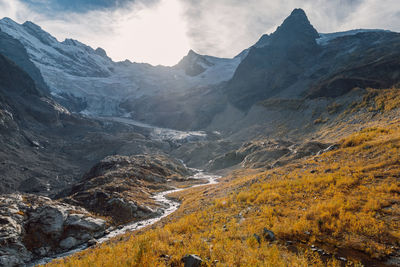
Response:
[[0, 18, 243, 117], [0, 50, 205, 195], [0, 29, 49, 94], [0, 52, 69, 193], [1, 8, 400, 266], [225, 9, 400, 111]]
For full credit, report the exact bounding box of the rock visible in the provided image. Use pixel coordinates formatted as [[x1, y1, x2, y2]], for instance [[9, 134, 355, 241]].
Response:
[[18, 177, 48, 193], [181, 254, 203, 267], [59, 237, 78, 250], [35, 246, 51, 256], [80, 233, 92, 242], [159, 254, 170, 259], [0, 255, 24, 267], [66, 215, 106, 232], [87, 238, 98, 247], [253, 233, 261, 244], [29, 205, 67, 237], [263, 228, 276, 241], [0, 194, 107, 265]]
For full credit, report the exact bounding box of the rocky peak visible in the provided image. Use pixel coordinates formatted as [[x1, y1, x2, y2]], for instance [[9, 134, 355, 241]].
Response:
[[175, 49, 214, 76], [253, 34, 271, 48], [187, 49, 199, 57], [95, 47, 109, 59], [270, 8, 319, 47], [22, 21, 58, 46], [0, 17, 18, 26]]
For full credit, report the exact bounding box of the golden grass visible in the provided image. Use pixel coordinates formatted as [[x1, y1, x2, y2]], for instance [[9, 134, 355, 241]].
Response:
[[46, 123, 400, 266], [353, 87, 400, 112]]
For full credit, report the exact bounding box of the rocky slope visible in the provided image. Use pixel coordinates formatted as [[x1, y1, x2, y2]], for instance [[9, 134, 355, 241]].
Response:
[[206, 139, 332, 171], [0, 50, 201, 195], [0, 33, 228, 195]]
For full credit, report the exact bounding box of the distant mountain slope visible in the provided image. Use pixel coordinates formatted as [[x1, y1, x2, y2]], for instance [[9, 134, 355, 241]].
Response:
[[225, 9, 400, 110], [0, 29, 49, 94], [0, 18, 243, 116], [0, 52, 69, 193], [0, 52, 193, 195]]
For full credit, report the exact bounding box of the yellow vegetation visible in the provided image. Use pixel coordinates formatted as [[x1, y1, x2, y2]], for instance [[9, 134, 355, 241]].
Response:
[[45, 89, 400, 266], [46, 123, 400, 266], [354, 87, 400, 112]]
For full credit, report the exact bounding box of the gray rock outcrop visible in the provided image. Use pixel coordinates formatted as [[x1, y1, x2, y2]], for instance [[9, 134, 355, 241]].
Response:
[[0, 194, 106, 266]]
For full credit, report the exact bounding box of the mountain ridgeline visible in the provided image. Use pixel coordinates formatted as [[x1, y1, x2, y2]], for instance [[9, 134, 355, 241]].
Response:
[[0, 10, 399, 129]]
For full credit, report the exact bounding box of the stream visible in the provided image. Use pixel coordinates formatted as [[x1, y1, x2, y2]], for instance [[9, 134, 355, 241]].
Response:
[[32, 170, 220, 266]]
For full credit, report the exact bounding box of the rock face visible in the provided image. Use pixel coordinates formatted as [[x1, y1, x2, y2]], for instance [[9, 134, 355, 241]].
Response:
[[0, 194, 106, 266], [61, 155, 194, 224]]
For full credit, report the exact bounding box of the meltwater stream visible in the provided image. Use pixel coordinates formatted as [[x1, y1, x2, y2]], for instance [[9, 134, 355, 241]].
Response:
[[32, 170, 220, 266]]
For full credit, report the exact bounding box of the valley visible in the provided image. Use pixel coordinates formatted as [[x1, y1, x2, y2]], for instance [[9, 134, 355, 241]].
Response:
[[0, 7, 399, 267]]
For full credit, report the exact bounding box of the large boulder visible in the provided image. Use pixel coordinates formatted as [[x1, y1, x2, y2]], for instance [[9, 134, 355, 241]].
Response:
[[0, 194, 107, 265], [181, 254, 203, 267]]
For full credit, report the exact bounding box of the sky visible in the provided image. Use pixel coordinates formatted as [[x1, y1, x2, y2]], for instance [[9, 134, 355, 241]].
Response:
[[0, 0, 399, 66]]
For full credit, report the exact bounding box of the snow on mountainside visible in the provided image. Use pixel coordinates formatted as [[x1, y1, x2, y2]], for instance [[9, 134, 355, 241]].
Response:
[[316, 29, 391, 45], [0, 18, 242, 116]]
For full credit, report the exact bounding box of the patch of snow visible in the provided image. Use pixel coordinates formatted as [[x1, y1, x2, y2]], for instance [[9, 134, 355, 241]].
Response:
[[98, 116, 207, 143], [316, 29, 390, 45]]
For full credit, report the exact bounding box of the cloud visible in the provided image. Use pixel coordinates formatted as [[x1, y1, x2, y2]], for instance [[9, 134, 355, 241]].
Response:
[[180, 0, 400, 58], [0, 0, 190, 66], [0, 0, 399, 65], [20, 0, 156, 13]]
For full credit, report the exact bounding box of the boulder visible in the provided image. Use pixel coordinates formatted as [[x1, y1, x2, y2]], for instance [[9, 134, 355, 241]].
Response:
[[263, 228, 276, 242], [29, 205, 67, 237], [65, 215, 106, 232], [253, 233, 261, 244], [181, 254, 203, 267], [59, 237, 78, 250], [87, 238, 98, 247]]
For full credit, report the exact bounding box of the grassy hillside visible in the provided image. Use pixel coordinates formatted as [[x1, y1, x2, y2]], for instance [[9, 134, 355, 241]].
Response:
[[45, 90, 400, 266]]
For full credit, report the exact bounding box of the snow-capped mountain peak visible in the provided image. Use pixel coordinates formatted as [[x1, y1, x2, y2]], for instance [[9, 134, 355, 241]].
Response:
[[0, 17, 244, 116]]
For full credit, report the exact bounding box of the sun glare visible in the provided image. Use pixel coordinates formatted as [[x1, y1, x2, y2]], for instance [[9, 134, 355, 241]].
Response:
[[105, 0, 190, 66]]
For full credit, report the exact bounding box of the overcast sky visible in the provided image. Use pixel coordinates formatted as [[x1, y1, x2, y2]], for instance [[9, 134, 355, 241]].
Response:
[[0, 0, 399, 66]]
